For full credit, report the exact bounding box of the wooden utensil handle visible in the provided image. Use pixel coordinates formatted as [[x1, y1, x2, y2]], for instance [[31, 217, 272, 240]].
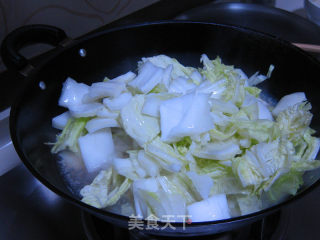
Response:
[[293, 43, 320, 54]]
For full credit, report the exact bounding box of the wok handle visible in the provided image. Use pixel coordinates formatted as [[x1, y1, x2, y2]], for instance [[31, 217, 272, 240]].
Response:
[[1, 24, 68, 72]]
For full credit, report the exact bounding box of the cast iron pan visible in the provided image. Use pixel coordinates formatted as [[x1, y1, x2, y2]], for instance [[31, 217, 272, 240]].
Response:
[[175, 2, 320, 44], [2, 21, 320, 237]]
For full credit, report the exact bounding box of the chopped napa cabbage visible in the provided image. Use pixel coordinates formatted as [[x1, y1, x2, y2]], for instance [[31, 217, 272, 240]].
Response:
[[247, 64, 274, 86], [120, 95, 160, 146], [103, 92, 132, 111], [133, 177, 187, 219], [58, 77, 90, 108], [272, 92, 307, 116], [209, 123, 237, 141], [232, 153, 265, 188], [242, 93, 273, 120], [168, 76, 197, 94], [236, 194, 262, 215], [173, 136, 192, 156], [113, 157, 141, 180], [196, 79, 227, 99], [137, 150, 160, 177], [52, 54, 320, 223], [144, 137, 185, 172], [114, 150, 161, 179], [193, 140, 241, 161], [276, 101, 312, 134], [128, 61, 164, 93], [257, 101, 273, 121], [85, 118, 119, 133], [300, 131, 320, 162], [235, 119, 278, 143], [52, 111, 71, 130], [80, 168, 131, 208], [108, 71, 136, 84], [162, 64, 173, 89], [210, 98, 239, 115], [224, 78, 246, 107], [96, 107, 119, 119], [186, 171, 213, 199], [69, 102, 105, 118], [160, 93, 213, 143], [140, 55, 193, 79], [187, 194, 231, 222], [51, 117, 89, 153], [195, 158, 249, 195], [78, 128, 115, 173], [265, 170, 303, 202], [245, 86, 261, 97], [200, 54, 234, 83], [190, 70, 203, 85], [195, 157, 230, 176], [157, 174, 200, 204], [141, 93, 174, 117], [83, 82, 126, 102]]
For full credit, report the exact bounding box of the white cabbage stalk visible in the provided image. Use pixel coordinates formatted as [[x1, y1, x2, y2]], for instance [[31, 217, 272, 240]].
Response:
[[132, 178, 159, 217], [109, 71, 136, 84], [160, 93, 193, 142], [162, 64, 173, 89], [248, 72, 267, 86], [242, 93, 258, 107], [247, 65, 274, 86], [242, 94, 273, 121], [78, 128, 114, 173], [186, 171, 213, 199], [128, 61, 164, 93], [96, 107, 119, 118], [187, 194, 231, 222], [196, 79, 227, 99], [85, 118, 119, 133], [58, 77, 90, 108], [190, 70, 203, 85], [210, 111, 231, 126], [52, 111, 71, 130], [103, 92, 132, 111], [168, 76, 197, 94], [83, 82, 126, 102], [235, 68, 248, 81], [160, 93, 213, 143], [69, 103, 104, 118], [137, 150, 160, 177], [210, 98, 239, 114], [142, 93, 174, 117], [257, 101, 273, 121], [113, 157, 140, 180]]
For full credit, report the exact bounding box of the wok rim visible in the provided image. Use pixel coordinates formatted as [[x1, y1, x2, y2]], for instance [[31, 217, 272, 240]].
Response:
[[9, 20, 320, 231]]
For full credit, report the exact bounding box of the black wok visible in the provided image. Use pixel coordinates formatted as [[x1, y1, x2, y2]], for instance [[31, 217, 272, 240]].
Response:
[[2, 22, 320, 237]]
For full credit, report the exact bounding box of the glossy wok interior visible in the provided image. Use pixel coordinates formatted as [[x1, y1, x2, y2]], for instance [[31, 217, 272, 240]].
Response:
[[9, 22, 320, 236]]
